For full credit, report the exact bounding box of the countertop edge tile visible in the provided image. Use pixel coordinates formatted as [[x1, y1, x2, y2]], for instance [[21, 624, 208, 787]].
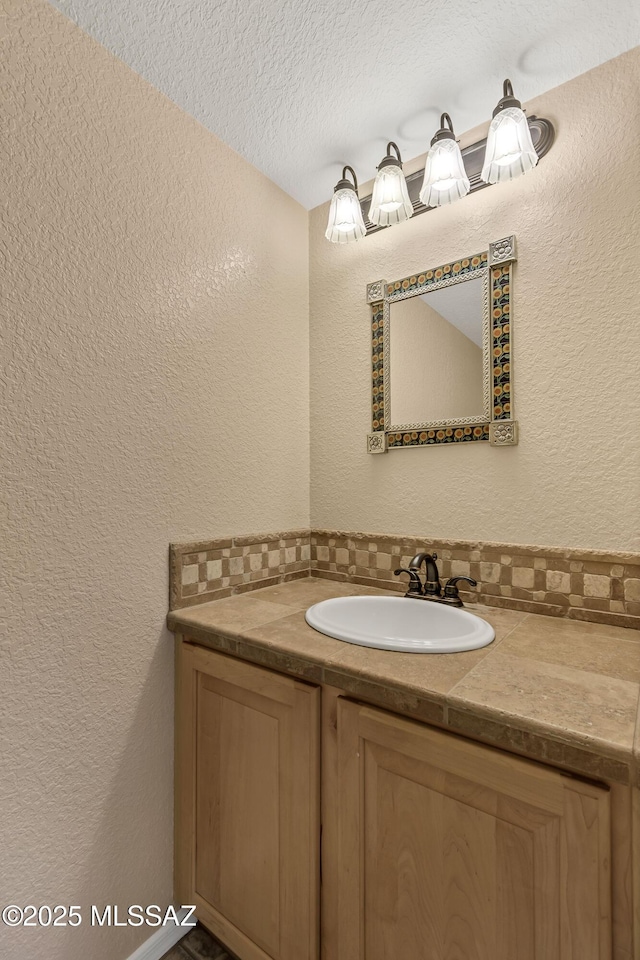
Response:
[[633, 700, 640, 788], [445, 649, 639, 762], [322, 665, 446, 726], [445, 706, 631, 784], [444, 692, 634, 770]]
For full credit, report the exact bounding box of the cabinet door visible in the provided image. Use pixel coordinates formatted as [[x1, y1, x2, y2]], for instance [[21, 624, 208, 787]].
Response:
[[337, 699, 611, 960], [175, 641, 320, 960]]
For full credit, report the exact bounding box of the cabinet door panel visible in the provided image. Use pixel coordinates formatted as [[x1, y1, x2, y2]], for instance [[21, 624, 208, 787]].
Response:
[[175, 641, 320, 960], [197, 678, 282, 954], [337, 699, 610, 960]]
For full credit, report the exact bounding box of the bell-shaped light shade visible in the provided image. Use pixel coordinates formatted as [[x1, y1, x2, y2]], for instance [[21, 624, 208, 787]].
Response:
[[325, 188, 366, 243], [325, 165, 366, 243], [369, 163, 413, 226], [420, 137, 470, 207], [481, 84, 538, 184]]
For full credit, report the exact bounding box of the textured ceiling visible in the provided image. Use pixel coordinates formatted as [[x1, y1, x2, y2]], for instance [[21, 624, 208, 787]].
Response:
[[49, 0, 639, 209]]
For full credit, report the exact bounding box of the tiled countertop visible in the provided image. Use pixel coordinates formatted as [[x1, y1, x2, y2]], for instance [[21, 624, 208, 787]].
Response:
[[167, 578, 640, 785]]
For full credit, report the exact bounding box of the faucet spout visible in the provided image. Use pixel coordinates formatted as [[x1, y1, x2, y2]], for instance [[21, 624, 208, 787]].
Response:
[[409, 552, 441, 595]]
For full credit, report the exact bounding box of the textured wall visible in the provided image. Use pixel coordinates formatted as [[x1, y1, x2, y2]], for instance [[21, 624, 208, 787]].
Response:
[[309, 47, 640, 551], [0, 2, 309, 959]]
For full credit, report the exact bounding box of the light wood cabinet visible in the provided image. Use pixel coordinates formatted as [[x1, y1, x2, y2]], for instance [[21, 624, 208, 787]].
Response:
[[175, 640, 627, 960], [335, 698, 612, 960], [175, 642, 320, 960]]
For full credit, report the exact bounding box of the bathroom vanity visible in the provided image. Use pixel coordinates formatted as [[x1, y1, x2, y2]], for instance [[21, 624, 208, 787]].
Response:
[[169, 579, 639, 960]]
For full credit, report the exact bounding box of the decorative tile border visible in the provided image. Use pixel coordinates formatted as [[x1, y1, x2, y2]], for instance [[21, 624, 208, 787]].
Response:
[[490, 261, 512, 422], [310, 531, 640, 630], [170, 528, 640, 629], [387, 424, 490, 447], [371, 300, 384, 432], [170, 530, 310, 610], [383, 252, 488, 302]]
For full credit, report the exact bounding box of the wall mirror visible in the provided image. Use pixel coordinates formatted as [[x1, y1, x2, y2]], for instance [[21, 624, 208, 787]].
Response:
[[366, 236, 518, 452]]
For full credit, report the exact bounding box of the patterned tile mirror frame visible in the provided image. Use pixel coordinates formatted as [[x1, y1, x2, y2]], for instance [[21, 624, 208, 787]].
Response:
[[366, 235, 518, 453]]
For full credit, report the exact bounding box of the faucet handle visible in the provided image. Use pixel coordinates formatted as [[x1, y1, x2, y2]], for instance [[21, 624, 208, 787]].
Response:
[[443, 576, 478, 600], [394, 567, 423, 596]]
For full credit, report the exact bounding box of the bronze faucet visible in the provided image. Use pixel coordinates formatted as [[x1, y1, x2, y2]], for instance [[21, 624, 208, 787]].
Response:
[[409, 552, 442, 596], [394, 551, 478, 607]]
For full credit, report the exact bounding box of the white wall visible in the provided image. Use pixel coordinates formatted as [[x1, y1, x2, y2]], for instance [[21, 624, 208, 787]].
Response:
[[309, 47, 640, 551]]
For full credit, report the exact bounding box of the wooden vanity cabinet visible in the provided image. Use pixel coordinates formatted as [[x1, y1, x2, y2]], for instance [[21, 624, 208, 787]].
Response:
[[174, 641, 320, 960], [176, 640, 621, 960], [334, 698, 612, 960]]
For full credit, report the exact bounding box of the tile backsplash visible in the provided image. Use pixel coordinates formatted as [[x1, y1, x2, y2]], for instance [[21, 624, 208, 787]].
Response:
[[310, 531, 640, 629], [170, 530, 310, 609], [170, 529, 640, 629]]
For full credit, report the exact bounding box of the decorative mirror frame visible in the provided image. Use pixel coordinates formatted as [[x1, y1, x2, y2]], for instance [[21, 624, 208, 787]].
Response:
[[366, 235, 518, 453]]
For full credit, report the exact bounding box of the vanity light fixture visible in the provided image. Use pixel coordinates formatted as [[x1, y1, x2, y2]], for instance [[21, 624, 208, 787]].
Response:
[[368, 142, 413, 226], [481, 79, 538, 184], [325, 165, 367, 243], [324, 80, 555, 241], [419, 113, 470, 207]]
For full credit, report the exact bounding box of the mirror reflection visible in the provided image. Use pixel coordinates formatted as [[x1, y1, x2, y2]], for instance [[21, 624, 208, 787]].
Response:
[[389, 276, 486, 426]]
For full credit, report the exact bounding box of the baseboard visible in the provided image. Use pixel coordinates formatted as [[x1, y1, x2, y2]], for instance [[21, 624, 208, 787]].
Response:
[[125, 906, 191, 960]]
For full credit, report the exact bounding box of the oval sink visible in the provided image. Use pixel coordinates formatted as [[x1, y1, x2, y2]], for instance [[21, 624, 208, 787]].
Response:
[[305, 596, 494, 653]]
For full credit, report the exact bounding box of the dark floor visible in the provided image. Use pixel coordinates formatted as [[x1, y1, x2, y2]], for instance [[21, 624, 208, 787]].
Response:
[[162, 923, 235, 960]]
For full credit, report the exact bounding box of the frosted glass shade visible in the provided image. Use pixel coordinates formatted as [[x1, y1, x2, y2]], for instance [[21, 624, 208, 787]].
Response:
[[481, 107, 538, 184], [369, 163, 413, 226], [325, 187, 366, 243], [419, 138, 470, 207]]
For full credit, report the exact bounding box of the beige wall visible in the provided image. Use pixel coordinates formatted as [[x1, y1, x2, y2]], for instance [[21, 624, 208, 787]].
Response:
[[390, 294, 483, 425], [310, 47, 640, 551], [0, 2, 309, 959]]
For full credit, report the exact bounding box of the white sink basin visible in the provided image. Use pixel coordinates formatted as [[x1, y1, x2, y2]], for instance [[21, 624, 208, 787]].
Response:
[[305, 595, 494, 653]]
